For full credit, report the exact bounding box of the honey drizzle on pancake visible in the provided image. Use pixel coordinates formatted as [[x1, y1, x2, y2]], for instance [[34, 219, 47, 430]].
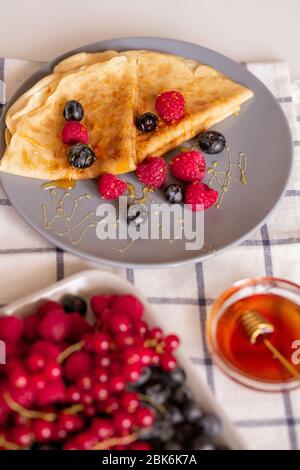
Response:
[[207, 146, 248, 209], [42, 180, 76, 190]]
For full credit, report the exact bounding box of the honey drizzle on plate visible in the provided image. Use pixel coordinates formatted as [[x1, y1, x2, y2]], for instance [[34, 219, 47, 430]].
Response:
[[42, 190, 98, 245], [207, 146, 248, 209]]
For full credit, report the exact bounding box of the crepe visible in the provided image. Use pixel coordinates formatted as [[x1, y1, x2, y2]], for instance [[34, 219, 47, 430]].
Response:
[[54, 50, 253, 162], [2, 50, 253, 180], [1, 56, 138, 180]]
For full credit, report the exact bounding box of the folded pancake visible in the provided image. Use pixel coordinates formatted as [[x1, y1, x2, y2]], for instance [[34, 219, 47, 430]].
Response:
[[53, 50, 254, 162], [1, 56, 138, 180]]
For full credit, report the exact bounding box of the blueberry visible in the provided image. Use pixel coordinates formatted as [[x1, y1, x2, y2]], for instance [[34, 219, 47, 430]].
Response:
[[135, 112, 158, 133], [198, 414, 222, 438], [189, 436, 216, 450], [67, 144, 96, 169], [63, 100, 84, 121], [167, 367, 186, 387], [164, 184, 184, 204], [165, 404, 184, 425], [164, 441, 183, 451], [62, 294, 87, 316], [182, 402, 203, 423], [175, 423, 194, 443], [144, 382, 171, 405], [198, 131, 226, 154], [172, 385, 194, 405], [157, 420, 175, 442]]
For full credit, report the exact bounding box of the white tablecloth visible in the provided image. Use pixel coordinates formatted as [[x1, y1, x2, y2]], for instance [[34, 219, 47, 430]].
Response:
[[0, 58, 299, 450]]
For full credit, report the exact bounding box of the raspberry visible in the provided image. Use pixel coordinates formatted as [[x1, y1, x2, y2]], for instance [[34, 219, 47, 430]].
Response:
[[185, 182, 218, 211], [136, 157, 167, 188], [98, 174, 127, 200], [61, 121, 88, 145], [155, 90, 185, 122], [0, 316, 24, 343], [37, 309, 71, 343], [111, 295, 144, 321], [170, 151, 206, 182]]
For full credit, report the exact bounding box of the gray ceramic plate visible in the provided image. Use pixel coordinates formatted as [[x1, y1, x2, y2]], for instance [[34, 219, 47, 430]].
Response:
[[0, 37, 293, 268]]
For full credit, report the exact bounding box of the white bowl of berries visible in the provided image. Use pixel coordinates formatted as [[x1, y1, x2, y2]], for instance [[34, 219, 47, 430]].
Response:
[[0, 270, 246, 450]]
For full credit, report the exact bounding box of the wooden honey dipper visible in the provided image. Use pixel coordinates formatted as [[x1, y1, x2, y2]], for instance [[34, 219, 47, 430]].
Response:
[[241, 310, 300, 379]]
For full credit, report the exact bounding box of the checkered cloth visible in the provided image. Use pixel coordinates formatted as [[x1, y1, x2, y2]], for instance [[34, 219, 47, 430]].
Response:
[[0, 58, 299, 450]]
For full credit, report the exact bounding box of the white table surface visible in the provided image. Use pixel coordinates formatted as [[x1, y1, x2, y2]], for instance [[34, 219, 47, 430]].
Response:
[[0, 0, 299, 79]]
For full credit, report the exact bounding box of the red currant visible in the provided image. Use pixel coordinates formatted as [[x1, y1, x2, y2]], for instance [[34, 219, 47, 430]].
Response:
[[113, 411, 134, 435], [83, 404, 96, 418], [135, 320, 148, 336], [94, 367, 109, 384], [31, 340, 61, 359], [96, 354, 112, 368], [92, 383, 109, 402], [44, 360, 62, 380], [92, 418, 114, 440], [31, 373, 47, 392], [0, 315, 24, 343], [164, 334, 180, 352], [66, 385, 82, 404], [101, 396, 120, 414], [77, 373, 93, 391], [9, 384, 35, 408], [108, 375, 125, 393], [148, 327, 163, 340], [9, 368, 29, 389], [58, 412, 84, 433], [110, 313, 132, 334], [111, 295, 144, 322], [135, 406, 156, 428], [90, 294, 117, 319], [9, 425, 34, 447], [36, 379, 66, 407], [160, 353, 177, 371], [64, 351, 92, 382], [122, 363, 142, 383], [73, 431, 98, 450], [32, 419, 55, 443], [26, 352, 46, 373], [92, 332, 111, 354], [120, 391, 139, 413], [129, 441, 152, 450], [37, 300, 62, 316], [37, 309, 71, 343]]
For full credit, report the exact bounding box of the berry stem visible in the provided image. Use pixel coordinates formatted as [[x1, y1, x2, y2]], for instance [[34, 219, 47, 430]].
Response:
[[63, 404, 84, 415], [138, 393, 166, 415], [57, 340, 84, 364], [3, 391, 57, 422], [91, 432, 138, 450], [0, 434, 22, 450]]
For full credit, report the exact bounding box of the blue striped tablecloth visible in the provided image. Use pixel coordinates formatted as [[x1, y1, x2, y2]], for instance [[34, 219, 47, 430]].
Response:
[[0, 58, 299, 450]]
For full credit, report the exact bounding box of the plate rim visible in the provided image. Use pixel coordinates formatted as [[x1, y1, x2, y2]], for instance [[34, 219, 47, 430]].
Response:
[[0, 36, 294, 268]]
